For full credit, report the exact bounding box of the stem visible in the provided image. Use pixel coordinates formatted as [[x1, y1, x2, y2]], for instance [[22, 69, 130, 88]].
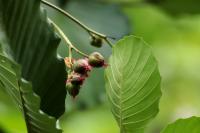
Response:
[[68, 46, 73, 67], [41, 0, 113, 47], [104, 38, 113, 48], [49, 19, 89, 58]]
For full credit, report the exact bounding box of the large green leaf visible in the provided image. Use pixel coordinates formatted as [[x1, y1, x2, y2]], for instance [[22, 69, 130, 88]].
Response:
[[0, 0, 67, 132], [105, 36, 162, 133], [0, 0, 66, 118], [0, 44, 62, 132], [162, 117, 200, 133]]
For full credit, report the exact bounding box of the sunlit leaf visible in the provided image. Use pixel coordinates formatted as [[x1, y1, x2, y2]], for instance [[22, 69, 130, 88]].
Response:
[[162, 117, 200, 133], [105, 36, 162, 133], [147, 0, 200, 15]]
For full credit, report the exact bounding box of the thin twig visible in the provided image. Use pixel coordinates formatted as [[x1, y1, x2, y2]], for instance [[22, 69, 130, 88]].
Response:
[[104, 38, 113, 48], [48, 18, 89, 58], [41, 0, 113, 47], [68, 46, 73, 67]]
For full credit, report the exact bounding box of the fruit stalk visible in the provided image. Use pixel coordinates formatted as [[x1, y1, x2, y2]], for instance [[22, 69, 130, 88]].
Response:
[[49, 18, 89, 58], [41, 0, 113, 47]]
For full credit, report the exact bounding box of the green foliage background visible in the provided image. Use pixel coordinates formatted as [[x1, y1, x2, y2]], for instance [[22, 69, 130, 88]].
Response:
[[1, 0, 200, 133]]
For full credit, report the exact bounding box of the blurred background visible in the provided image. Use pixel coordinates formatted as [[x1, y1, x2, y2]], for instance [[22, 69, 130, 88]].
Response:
[[1, 0, 200, 132]]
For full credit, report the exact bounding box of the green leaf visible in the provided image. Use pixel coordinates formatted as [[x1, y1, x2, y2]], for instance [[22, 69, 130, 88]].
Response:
[[0, 0, 66, 118], [0, 0, 67, 132], [147, 0, 200, 15], [105, 36, 162, 133], [162, 117, 200, 133], [0, 44, 62, 133]]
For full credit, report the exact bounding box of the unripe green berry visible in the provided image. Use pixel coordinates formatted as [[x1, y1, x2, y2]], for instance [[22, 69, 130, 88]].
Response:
[[90, 36, 103, 48], [88, 52, 104, 67]]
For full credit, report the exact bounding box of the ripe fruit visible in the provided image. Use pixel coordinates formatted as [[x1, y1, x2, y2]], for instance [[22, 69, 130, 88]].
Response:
[[73, 59, 91, 74], [66, 82, 80, 98], [88, 52, 104, 67], [68, 73, 85, 85], [90, 36, 103, 48]]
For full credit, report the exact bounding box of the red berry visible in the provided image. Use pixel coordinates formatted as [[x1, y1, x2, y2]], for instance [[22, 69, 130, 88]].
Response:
[[88, 52, 105, 67], [66, 82, 80, 98], [73, 59, 91, 74], [68, 73, 85, 85]]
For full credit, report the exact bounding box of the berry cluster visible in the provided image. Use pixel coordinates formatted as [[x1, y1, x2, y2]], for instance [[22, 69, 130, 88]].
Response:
[[65, 52, 106, 98]]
